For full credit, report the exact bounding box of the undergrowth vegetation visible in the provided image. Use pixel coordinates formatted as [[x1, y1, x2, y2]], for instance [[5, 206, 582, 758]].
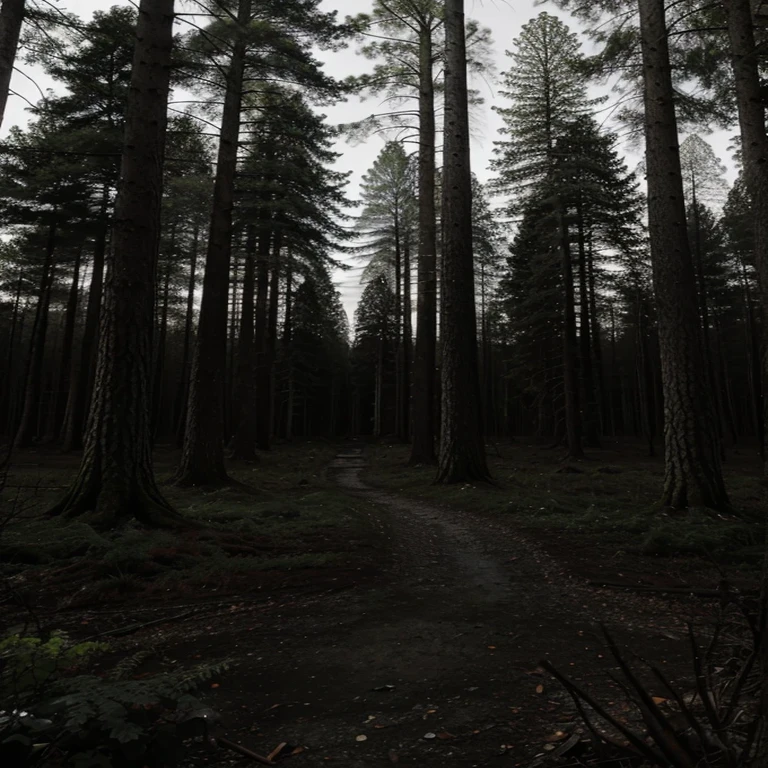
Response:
[[0, 630, 229, 767], [0, 443, 373, 765], [0, 443, 373, 605], [364, 441, 765, 569]]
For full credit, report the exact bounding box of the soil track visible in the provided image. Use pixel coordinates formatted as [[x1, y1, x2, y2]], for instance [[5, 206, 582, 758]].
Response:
[[174, 447, 711, 766]]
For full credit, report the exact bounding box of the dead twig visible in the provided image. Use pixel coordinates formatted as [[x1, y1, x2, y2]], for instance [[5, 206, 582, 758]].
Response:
[[216, 736, 276, 765], [267, 742, 288, 760], [86, 609, 203, 639]]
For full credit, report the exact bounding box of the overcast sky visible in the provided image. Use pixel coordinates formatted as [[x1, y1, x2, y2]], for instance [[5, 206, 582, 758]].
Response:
[[2, 0, 739, 324]]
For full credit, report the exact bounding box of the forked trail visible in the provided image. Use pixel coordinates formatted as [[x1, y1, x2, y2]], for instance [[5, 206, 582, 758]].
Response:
[[187, 447, 701, 766]]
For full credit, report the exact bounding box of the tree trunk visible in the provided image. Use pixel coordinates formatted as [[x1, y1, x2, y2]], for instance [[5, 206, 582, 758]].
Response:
[[226, 248, 241, 439], [43, 246, 82, 442], [394, 209, 403, 439], [232, 224, 257, 461], [14, 218, 57, 450], [402, 234, 412, 439], [435, 0, 490, 484], [254, 218, 271, 451], [724, 0, 768, 454], [49, 0, 179, 527], [608, 300, 618, 437], [722, 0, 768, 755], [740, 259, 763, 452], [558, 206, 583, 460], [1, 269, 23, 434], [691, 187, 726, 456], [265, 230, 281, 441], [409, 20, 438, 465], [374, 338, 383, 437], [175, 0, 251, 486], [638, 0, 728, 510], [713, 310, 738, 446], [577, 205, 600, 447], [174, 222, 199, 446], [479, 264, 496, 439], [151, 246, 173, 440], [285, 372, 294, 441], [587, 235, 605, 433], [636, 292, 656, 456], [0, 0, 24, 129], [479, 262, 487, 433], [62, 191, 109, 450], [283, 249, 294, 441], [230, 224, 257, 460]]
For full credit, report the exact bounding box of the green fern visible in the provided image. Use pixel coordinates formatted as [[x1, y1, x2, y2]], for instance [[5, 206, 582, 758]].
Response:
[[110, 650, 155, 681], [1, 630, 231, 767], [51, 660, 230, 738], [0, 631, 107, 706]]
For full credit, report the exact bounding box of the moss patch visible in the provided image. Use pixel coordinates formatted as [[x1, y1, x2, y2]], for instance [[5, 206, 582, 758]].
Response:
[[363, 441, 764, 569], [1, 442, 378, 606]]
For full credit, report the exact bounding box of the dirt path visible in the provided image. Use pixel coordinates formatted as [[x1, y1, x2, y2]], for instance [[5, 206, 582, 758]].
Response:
[[183, 447, 704, 766]]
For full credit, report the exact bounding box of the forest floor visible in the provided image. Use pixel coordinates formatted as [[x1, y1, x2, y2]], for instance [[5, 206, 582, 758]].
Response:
[[0, 440, 764, 766]]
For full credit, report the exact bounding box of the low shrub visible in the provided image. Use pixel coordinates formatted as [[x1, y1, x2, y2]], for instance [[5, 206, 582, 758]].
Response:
[[0, 630, 228, 767]]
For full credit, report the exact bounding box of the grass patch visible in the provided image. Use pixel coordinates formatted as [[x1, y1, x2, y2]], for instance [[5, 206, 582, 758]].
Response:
[[363, 441, 764, 569], [1, 441, 376, 605]]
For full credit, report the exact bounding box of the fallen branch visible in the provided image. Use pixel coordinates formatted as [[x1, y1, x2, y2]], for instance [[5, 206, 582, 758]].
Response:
[[216, 736, 276, 765], [87, 609, 202, 639], [267, 742, 288, 761]]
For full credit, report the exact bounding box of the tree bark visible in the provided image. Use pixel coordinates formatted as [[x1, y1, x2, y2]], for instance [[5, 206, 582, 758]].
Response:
[[409, 19, 438, 465], [265, 230, 281, 441], [558, 206, 583, 460], [740, 258, 763, 453], [587, 235, 605, 433], [723, 0, 768, 459], [14, 218, 57, 450], [394, 208, 403, 439], [722, 0, 768, 756], [576, 205, 600, 448], [690, 188, 726, 455], [254, 218, 271, 451], [435, 0, 490, 484], [62, 192, 109, 450], [374, 337, 383, 437], [175, 0, 251, 486], [43, 245, 82, 442], [635, 290, 657, 456], [1, 269, 23, 434], [174, 222, 199, 446], [226, 248, 241, 440], [283, 249, 294, 441], [637, 0, 729, 510], [230, 224, 258, 460], [49, 0, 179, 527], [402, 234, 412, 440], [0, 0, 24, 129], [151, 244, 173, 440]]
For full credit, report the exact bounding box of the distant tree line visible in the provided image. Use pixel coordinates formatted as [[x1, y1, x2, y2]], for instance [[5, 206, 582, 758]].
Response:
[[0, 0, 767, 513]]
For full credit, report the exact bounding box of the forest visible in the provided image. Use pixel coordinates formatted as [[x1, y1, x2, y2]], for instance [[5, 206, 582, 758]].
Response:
[[0, 0, 767, 766]]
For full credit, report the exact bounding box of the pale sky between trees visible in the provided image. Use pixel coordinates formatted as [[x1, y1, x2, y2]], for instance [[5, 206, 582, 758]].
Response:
[[0, 0, 740, 322]]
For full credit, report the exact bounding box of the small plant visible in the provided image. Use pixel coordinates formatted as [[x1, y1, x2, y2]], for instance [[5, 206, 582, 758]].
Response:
[[0, 630, 229, 767], [0, 631, 107, 707]]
